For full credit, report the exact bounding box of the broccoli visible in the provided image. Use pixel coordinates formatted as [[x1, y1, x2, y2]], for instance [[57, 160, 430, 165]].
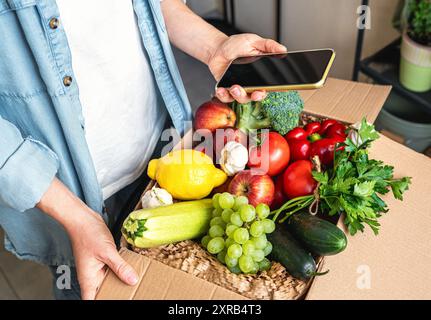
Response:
[[232, 91, 304, 135]]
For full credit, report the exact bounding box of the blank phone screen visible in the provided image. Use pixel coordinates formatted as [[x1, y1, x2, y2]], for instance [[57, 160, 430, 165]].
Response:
[[217, 49, 334, 88]]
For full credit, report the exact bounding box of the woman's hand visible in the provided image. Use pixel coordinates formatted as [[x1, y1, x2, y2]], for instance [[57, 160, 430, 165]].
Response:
[[37, 178, 138, 300], [208, 33, 287, 104], [67, 208, 138, 300]]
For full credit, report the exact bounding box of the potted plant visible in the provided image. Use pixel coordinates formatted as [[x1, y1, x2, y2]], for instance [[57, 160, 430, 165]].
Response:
[[399, 0, 431, 92]]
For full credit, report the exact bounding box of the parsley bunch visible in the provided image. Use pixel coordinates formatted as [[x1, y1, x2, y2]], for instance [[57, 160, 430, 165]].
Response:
[[273, 119, 412, 236]]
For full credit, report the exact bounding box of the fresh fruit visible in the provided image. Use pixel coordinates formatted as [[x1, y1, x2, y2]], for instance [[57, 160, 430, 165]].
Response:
[[147, 149, 227, 200], [201, 193, 275, 274], [285, 119, 347, 166], [309, 135, 345, 166], [233, 227, 249, 244], [248, 131, 290, 176], [282, 160, 317, 199], [228, 170, 275, 207], [122, 199, 213, 248], [286, 211, 347, 256], [270, 175, 287, 210], [219, 192, 235, 209], [256, 203, 270, 219], [207, 237, 225, 254], [194, 100, 236, 133], [239, 204, 256, 222], [268, 224, 317, 280]]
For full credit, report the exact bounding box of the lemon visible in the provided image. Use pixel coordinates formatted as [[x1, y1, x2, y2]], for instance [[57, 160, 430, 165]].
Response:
[[147, 149, 227, 200]]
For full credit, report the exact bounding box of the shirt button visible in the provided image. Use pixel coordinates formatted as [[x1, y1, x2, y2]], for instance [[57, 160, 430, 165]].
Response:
[[49, 17, 60, 29], [63, 76, 73, 87]]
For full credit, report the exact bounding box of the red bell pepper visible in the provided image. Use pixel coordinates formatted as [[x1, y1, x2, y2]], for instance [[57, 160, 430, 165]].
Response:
[[285, 120, 347, 166]]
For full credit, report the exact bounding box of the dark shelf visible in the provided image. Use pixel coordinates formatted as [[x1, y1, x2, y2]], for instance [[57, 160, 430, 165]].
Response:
[[359, 38, 431, 114]]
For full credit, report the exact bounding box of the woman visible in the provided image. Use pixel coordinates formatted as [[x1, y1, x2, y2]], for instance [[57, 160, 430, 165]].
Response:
[[0, 0, 286, 299]]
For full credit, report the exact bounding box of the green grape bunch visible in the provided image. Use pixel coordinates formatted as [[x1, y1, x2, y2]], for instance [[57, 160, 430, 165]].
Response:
[[201, 192, 275, 274]]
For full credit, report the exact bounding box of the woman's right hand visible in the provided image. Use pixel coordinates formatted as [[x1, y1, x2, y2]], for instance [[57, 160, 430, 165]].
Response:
[[37, 178, 138, 300]]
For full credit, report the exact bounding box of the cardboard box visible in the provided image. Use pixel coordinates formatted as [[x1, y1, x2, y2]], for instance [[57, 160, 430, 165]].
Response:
[[96, 78, 431, 300]]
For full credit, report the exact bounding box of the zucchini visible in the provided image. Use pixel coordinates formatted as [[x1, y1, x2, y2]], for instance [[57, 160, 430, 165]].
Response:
[[122, 199, 213, 248], [268, 223, 317, 280], [287, 211, 347, 256]]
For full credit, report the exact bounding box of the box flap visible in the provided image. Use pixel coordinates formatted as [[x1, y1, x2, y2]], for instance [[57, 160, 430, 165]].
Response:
[[96, 248, 247, 300], [306, 135, 431, 299], [299, 78, 391, 124]]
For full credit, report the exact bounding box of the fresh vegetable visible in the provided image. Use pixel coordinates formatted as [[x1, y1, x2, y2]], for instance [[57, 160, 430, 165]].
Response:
[[286, 211, 347, 256], [194, 100, 236, 133], [147, 149, 227, 200], [213, 128, 248, 162], [141, 187, 173, 209], [248, 131, 290, 176], [220, 141, 249, 176], [285, 119, 347, 166], [270, 175, 287, 210], [122, 199, 213, 248], [268, 223, 317, 280], [232, 91, 304, 135], [274, 119, 412, 235], [282, 160, 317, 199], [228, 170, 275, 207], [201, 193, 274, 274]]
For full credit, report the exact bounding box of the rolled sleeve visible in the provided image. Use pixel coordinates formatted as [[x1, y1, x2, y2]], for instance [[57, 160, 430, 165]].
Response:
[[0, 136, 59, 212]]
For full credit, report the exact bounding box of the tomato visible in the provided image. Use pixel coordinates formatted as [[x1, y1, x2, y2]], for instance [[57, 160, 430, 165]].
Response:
[[271, 175, 287, 210], [282, 160, 317, 199], [248, 132, 290, 177]]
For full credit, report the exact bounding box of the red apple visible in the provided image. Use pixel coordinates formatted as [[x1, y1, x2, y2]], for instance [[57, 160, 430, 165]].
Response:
[[194, 100, 236, 133], [228, 170, 275, 207]]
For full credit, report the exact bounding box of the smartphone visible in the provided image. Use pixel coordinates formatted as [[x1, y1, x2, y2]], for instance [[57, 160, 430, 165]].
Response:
[[216, 48, 336, 93]]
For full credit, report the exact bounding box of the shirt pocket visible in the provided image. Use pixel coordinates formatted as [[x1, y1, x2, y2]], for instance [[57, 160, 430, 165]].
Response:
[[0, 7, 48, 99]]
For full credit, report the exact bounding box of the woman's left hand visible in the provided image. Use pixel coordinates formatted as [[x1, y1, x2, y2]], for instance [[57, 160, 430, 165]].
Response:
[[208, 33, 286, 104]]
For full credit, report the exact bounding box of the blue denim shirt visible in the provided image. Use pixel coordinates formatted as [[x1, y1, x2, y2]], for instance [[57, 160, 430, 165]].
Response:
[[0, 0, 192, 266]]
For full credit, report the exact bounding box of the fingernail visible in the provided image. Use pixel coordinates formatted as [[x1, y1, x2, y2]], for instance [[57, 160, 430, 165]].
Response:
[[216, 88, 225, 96], [231, 87, 241, 97], [127, 271, 139, 285], [255, 93, 264, 100]]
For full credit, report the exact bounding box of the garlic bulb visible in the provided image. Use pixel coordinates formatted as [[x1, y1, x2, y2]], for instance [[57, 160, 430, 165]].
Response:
[[141, 187, 173, 209], [220, 141, 249, 176]]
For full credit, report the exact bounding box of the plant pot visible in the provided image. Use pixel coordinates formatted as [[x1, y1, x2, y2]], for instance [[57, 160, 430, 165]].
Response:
[[400, 33, 431, 92]]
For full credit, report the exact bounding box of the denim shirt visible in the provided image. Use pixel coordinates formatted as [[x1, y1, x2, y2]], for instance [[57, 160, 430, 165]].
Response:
[[0, 0, 192, 266]]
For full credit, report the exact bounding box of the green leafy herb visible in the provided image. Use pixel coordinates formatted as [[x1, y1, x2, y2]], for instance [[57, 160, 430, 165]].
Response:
[[273, 119, 412, 235]]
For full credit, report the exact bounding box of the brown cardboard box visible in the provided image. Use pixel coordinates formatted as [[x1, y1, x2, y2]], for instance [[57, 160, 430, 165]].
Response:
[[96, 78, 431, 300]]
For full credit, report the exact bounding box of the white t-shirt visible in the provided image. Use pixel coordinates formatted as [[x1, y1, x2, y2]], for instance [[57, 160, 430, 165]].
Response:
[[57, 0, 167, 199]]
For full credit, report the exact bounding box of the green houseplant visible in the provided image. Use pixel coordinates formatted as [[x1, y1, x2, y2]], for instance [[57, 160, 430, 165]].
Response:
[[400, 0, 431, 92]]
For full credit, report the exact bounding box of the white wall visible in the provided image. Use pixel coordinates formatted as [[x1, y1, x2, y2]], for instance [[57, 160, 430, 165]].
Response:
[[190, 0, 400, 79]]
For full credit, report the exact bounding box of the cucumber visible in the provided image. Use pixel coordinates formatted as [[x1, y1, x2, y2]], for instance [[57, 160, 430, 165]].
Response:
[[287, 211, 347, 256], [268, 223, 317, 280]]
